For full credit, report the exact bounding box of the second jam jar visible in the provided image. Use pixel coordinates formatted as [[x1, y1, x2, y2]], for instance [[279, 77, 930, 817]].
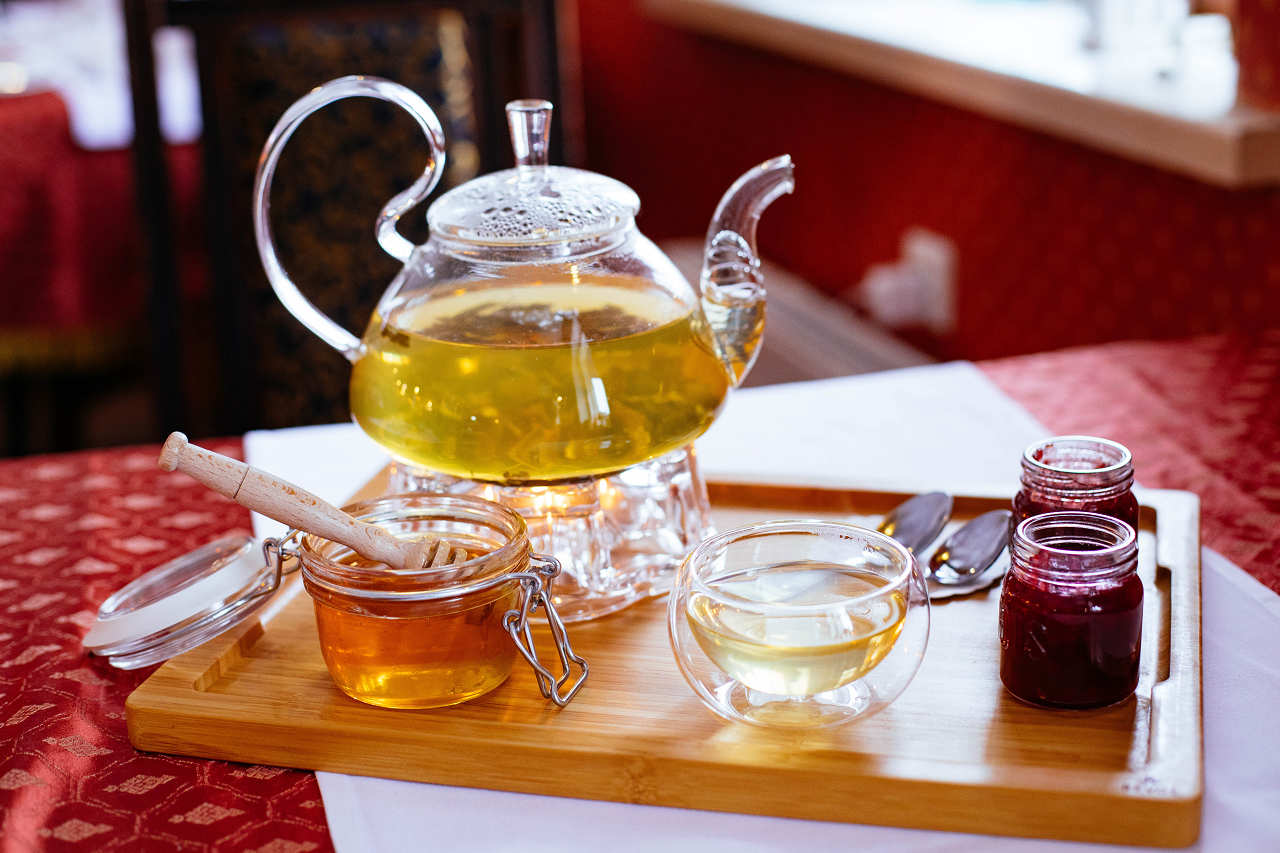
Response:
[[999, 511, 1143, 709], [1014, 436, 1139, 530]]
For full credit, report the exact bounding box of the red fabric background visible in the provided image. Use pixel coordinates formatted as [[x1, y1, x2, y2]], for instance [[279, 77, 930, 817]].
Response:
[[6, 6, 1277, 363], [1236, 0, 1280, 110], [0, 93, 204, 337], [0, 93, 140, 333], [576, 1, 1280, 360]]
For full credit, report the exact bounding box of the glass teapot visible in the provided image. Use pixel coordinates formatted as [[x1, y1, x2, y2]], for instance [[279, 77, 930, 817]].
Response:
[[254, 76, 793, 486]]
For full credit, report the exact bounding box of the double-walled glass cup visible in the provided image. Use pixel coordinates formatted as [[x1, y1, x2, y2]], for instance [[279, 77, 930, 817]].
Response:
[[668, 520, 930, 729], [298, 494, 586, 710]]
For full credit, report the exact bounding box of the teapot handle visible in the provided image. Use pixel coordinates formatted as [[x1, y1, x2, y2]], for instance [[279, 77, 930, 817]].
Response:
[[252, 76, 447, 360]]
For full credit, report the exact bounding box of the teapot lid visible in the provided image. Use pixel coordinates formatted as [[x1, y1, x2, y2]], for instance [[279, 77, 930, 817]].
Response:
[[427, 100, 639, 248]]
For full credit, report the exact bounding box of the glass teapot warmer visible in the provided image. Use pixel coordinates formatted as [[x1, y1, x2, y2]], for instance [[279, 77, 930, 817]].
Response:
[[388, 446, 710, 621], [254, 76, 793, 622]]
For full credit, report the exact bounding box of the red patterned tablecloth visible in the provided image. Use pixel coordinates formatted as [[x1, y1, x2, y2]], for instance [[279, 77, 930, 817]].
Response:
[[0, 441, 332, 853], [981, 330, 1280, 594], [1, 332, 1278, 850]]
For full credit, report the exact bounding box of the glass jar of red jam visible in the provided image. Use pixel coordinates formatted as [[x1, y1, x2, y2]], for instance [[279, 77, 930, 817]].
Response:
[[999, 511, 1142, 709], [1013, 436, 1138, 530]]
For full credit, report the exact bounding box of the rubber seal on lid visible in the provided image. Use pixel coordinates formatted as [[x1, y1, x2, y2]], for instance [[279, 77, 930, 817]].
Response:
[[83, 535, 286, 670]]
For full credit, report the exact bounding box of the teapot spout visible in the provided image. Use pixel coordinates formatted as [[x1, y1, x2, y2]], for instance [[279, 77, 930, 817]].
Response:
[[700, 155, 794, 385]]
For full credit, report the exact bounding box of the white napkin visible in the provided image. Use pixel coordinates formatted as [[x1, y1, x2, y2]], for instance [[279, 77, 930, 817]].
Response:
[[241, 361, 1280, 852], [243, 421, 391, 543], [696, 361, 1048, 495]]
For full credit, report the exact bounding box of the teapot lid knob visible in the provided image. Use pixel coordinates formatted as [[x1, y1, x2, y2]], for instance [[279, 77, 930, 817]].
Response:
[[506, 99, 553, 168], [428, 99, 638, 248]]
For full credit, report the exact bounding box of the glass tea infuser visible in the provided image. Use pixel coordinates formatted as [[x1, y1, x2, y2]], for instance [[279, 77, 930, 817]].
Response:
[[253, 76, 794, 621]]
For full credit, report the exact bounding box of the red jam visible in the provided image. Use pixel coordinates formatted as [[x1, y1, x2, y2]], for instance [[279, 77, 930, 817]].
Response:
[[1013, 488, 1139, 529], [1014, 436, 1138, 529], [999, 512, 1142, 709]]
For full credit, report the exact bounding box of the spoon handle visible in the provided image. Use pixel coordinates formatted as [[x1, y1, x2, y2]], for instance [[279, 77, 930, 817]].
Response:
[[158, 432, 425, 571]]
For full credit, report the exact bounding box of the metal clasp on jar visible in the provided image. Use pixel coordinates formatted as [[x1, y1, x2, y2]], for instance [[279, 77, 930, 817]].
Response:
[[501, 553, 589, 707], [262, 531, 304, 598]]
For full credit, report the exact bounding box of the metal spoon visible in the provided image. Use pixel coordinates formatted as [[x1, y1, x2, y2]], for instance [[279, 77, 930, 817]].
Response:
[[877, 491, 953, 554], [927, 509, 1012, 585]]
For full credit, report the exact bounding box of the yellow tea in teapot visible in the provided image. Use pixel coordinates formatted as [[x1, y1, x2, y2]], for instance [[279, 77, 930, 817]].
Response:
[[350, 276, 731, 483]]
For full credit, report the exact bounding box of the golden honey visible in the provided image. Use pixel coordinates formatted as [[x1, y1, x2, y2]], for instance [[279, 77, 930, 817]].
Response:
[[310, 552, 519, 709], [350, 276, 731, 483], [299, 495, 533, 710]]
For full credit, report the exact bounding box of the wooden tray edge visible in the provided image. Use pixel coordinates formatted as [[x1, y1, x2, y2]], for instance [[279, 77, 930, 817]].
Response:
[[126, 688, 1203, 847], [125, 479, 1205, 847]]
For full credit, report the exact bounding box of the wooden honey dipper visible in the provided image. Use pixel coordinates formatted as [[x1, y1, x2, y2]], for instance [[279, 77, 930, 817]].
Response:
[[158, 432, 467, 570]]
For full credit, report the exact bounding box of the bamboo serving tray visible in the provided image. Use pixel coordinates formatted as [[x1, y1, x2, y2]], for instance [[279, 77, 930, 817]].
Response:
[[127, 480, 1203, 847]]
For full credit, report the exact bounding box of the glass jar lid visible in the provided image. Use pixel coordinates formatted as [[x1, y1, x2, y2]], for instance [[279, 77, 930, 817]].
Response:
[[426, 100, 639, 247], [82, 535, 285, 670]]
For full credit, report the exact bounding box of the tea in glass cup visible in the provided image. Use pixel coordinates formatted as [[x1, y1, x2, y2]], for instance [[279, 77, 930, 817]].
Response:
[[669, 521, 930, 729]]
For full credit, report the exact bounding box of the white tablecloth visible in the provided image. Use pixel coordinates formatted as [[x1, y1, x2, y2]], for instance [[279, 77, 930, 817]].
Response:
[[244, 361, 1280, 853]]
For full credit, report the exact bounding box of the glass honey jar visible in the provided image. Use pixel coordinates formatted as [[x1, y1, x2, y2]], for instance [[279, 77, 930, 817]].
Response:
[[297, 494, 587, 709], [1014, 436, 1139, 530]]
